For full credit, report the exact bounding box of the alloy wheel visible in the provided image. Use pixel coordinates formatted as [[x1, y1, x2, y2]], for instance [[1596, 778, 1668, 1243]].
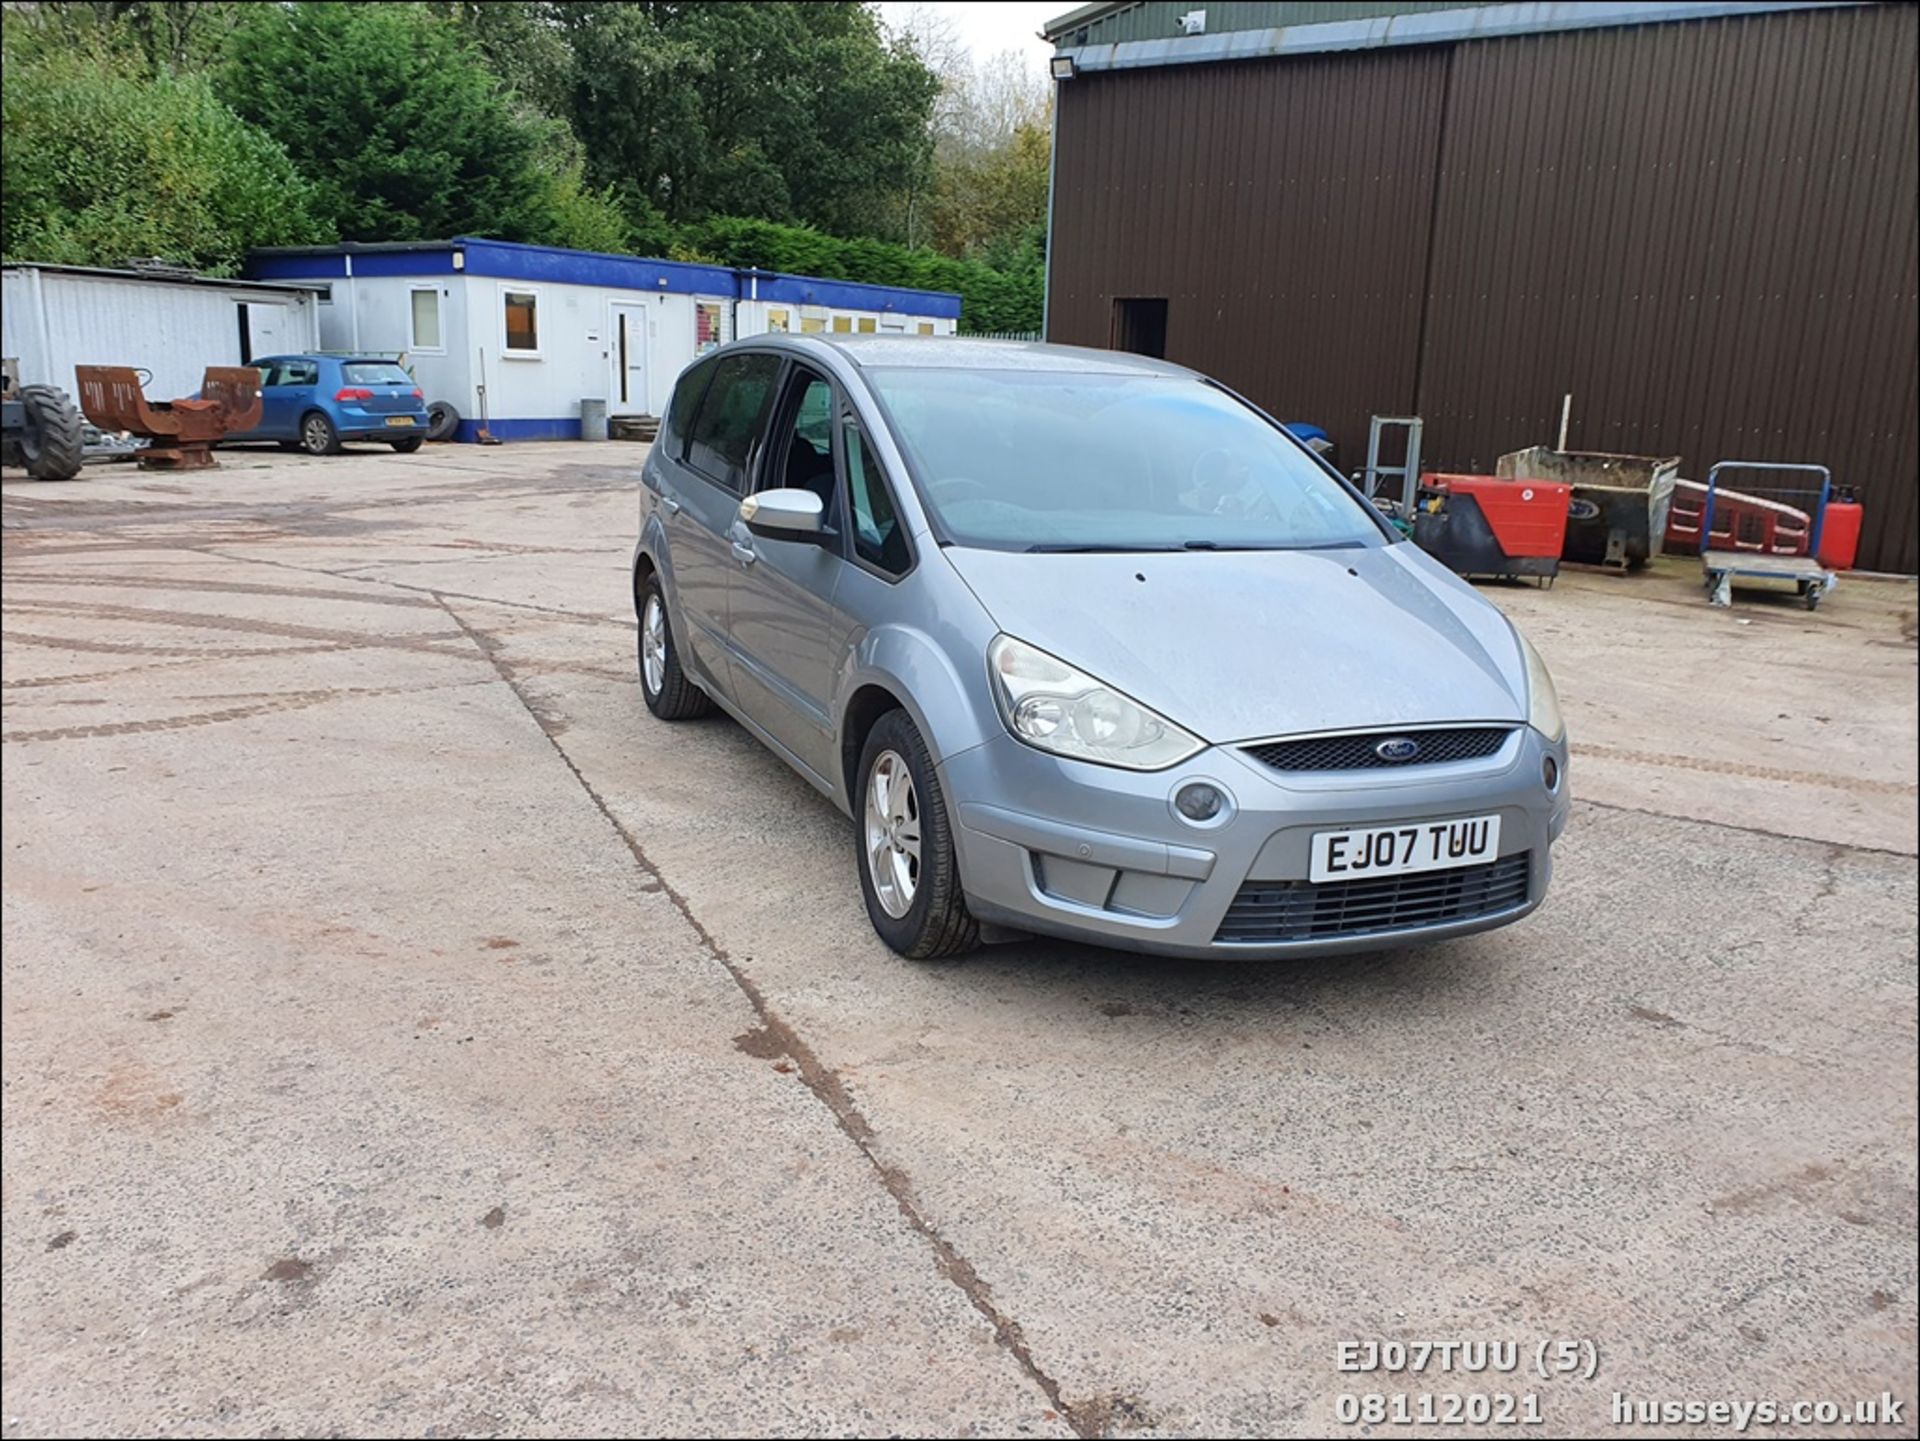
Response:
[[863, 749, 921, 919], [641, 592, 667, 695]]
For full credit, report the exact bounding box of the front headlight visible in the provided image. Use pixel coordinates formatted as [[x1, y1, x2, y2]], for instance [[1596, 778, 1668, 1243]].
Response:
[[1518, 631, 1565, 742], [988, 635, 1204, 771]]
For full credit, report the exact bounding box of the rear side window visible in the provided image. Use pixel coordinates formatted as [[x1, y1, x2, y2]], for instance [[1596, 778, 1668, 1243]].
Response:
[[277, 359, 318, 386], [667, 356, 718, 450], [341, 362, 411, 386], [685, 353, 782, 493]]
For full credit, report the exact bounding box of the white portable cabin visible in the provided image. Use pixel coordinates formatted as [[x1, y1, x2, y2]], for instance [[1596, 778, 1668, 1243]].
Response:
[[1, 262, 321, 403], [246, 238, 963, 442]]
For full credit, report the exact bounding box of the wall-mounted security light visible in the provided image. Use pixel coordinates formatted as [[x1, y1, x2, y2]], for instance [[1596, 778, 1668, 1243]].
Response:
[[1050, 54, 1077, 80], [1176, 9, 1206, 34]]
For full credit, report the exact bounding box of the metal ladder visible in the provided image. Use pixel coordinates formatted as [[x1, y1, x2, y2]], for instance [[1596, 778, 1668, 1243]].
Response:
[[1360, 415, 1423, 518]]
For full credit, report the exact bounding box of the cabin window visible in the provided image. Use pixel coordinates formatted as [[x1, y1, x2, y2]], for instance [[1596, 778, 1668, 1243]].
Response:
[[410, 287, 443, 351], [503, 288, 539, 354], [695, 302, 723, 354]]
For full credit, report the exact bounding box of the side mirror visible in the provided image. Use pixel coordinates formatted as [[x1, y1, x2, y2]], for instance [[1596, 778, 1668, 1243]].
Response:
[[740, 488, 825, 542]]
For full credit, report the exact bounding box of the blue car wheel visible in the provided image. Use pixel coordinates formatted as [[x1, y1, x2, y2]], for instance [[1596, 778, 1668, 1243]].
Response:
[[299, 411, 341, 456]]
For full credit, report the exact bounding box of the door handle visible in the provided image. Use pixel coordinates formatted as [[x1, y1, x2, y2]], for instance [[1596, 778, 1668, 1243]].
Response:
[[731, 540, 757, 566], [662, 496, 681, 515]]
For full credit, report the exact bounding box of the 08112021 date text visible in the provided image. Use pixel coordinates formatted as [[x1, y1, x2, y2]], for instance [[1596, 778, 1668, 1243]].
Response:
[[1335, 1392, 1545, 1426]]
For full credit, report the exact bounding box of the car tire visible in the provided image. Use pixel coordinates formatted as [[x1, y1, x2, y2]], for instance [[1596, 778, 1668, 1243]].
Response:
[[425, 401, 460, 442], [298, 411, 341, 456], [390, 436, 424, 454], [855, 709, 978, 960], [637, 571, 713, 720]]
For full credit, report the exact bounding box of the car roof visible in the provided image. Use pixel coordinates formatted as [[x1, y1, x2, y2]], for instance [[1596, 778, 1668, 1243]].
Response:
[[253, 354, 400, 365], [748, 334, 1196, 378]]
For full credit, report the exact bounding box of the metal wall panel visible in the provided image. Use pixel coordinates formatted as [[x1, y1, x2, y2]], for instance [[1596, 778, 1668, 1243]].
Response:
[[1048, 47, 1450, 455], [1419, 2, 1918, 571], [1047, 1, 1491, 48], [1046, 3, 1919, 570], [0, 270, 319, 403]]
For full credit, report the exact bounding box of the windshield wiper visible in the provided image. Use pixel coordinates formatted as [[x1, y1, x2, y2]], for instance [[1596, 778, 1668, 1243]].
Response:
[[1024, 542, 1184, 553], [1024, 540, 1285, 553]]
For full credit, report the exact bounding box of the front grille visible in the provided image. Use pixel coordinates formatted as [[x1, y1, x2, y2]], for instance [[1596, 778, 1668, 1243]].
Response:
[[1214, 854, 1531, 944], [1245, 727, 1513, 773]]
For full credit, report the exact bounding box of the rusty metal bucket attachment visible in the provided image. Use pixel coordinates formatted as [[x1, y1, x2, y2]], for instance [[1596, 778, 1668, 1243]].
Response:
[[74, 364, 263, 470]]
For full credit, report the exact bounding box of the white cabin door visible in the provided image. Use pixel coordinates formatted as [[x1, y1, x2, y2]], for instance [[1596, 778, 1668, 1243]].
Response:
[[246, 301, 296, 360], [608, 303, 650, 415]]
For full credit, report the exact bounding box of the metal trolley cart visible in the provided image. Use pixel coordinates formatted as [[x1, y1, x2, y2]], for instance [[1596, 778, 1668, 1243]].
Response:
[[1699, 460, 1837, 610]]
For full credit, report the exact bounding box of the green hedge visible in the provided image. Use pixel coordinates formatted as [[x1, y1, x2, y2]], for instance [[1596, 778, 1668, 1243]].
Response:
[[669, 217, 1042, 334]]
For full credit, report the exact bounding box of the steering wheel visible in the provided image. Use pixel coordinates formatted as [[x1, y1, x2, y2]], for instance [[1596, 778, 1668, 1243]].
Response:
[[1188, 448, 1249, 512]]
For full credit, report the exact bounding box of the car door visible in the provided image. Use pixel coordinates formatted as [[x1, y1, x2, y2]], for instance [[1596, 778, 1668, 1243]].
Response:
[[822, 402, 918, 711], [725, 363, 847, 781], [661, 350, 784, 694], [233, 360, 285, 439], [263, 358, 319, 438]]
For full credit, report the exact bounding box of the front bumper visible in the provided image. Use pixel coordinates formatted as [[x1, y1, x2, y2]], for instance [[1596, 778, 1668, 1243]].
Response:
[[942, 727, 1570, 959]]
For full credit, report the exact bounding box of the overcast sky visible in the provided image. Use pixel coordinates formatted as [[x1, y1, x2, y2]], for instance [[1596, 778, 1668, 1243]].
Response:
[[876, 1, 1061, 81]]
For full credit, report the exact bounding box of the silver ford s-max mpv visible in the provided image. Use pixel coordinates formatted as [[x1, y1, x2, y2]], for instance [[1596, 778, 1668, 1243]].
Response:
[[633, 337, 1569, 960]]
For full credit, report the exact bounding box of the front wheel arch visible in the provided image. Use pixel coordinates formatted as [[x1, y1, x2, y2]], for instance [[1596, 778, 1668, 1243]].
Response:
[[841, 683, 908, 814]]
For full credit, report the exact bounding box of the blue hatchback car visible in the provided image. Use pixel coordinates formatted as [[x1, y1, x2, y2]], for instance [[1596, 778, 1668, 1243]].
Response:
[[228, 354, 431, 455]]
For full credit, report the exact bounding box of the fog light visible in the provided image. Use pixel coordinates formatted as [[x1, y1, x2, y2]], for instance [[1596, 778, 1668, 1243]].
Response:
[[1542, 754, 1560, 792], [1174, 782, 1224, 822]]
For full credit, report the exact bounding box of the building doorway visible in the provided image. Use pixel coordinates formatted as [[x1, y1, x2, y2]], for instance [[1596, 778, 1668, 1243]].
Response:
[[608, 302, 650, 415], [1111, 297, 1168, 358]]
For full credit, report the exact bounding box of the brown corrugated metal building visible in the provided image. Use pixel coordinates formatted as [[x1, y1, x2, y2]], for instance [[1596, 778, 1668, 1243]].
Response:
[[1042, 0, 1919, 572]]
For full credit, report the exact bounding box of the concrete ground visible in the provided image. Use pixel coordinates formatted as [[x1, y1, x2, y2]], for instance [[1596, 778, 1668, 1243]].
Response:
[[3, 442, 1915, 1439]]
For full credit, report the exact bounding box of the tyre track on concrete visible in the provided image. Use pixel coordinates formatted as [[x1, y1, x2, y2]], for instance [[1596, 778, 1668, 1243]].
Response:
[[3, 572, 444, 610], [1576, 796, 1920, 859], [1572, 741, 1917, 797], [434, 593, 1106, 1440], [192, 547, 635, 630], [3, 596, 480, 660], [1, 679, 488, 745]]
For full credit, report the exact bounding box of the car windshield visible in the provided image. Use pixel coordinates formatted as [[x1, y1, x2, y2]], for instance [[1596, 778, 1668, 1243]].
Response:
[[341, 362, 413, 386], [867, 368, 1381, 551]]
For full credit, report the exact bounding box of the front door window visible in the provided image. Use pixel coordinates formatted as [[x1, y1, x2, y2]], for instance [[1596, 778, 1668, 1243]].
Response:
[[763, 369, 838, 533]]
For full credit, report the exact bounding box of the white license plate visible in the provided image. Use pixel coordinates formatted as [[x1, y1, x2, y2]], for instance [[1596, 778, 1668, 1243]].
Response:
[[1310, 814, 1501, 882]]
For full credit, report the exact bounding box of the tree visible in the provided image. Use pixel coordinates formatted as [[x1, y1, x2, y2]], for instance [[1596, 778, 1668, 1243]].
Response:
[[2, 1, 247, 75], [536, 2, 938, 241], [217, 1, 622, 246], [884, 12, 1051, 262], [928, 110, 1051, 261], [1, 26, 331, 273]]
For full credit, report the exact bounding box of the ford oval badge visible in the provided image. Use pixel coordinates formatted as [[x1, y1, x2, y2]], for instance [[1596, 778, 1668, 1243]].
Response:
[[1376, 737, 1421, 763]]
